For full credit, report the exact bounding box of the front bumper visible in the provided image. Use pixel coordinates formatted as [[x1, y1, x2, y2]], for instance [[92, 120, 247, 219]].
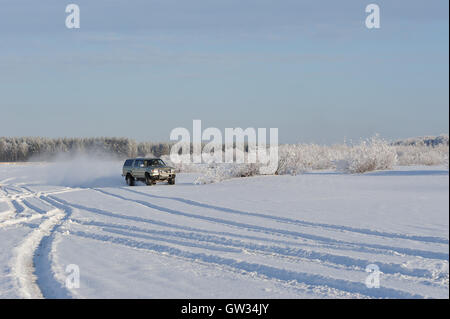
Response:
[[149, 173, 176, 181]]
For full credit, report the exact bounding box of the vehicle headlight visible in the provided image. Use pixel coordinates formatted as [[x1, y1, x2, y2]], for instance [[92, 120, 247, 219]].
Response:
[[152, 169, 159, 174]]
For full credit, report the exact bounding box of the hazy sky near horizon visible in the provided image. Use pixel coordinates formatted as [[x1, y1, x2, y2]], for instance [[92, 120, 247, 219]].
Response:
[[0, 0, 448, 144]]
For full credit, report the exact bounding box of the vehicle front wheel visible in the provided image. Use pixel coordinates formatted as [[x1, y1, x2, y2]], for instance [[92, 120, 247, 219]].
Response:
[[145, 174, 153, 186], [126, 174, 135, 186], [168, 177, 175, 185]]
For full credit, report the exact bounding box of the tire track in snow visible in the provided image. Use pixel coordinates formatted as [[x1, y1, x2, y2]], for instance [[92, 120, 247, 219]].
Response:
[[11, 199, 26, 214], [11, 210, 65, 298], [67, 229, 425, 299], [0, 198, 16, 220], [22, 198, 56, 215], [97, 223, 433, 279], [0, 200, 38, 228], [53, 201, 341, 251], [30, 195, 78, 298], [121, 188, 449, 245], [44, 190, 447, 297], [70, 217, 436, 280], [50, 194, 396, 258], [0, 177, 16, 184], [4, 188, 80, 201], [0, 197, 61, 228], [51, 195, 437, 281], [4, 184, 77, 298], [92, 189, 449, 261], [2, 186, 35, 201]]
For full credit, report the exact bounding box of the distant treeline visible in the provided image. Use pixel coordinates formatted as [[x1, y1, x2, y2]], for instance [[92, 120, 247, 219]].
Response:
[[2, 135, 448, 163], [391, 135, 449, 147], [0, 137, 173, 162]]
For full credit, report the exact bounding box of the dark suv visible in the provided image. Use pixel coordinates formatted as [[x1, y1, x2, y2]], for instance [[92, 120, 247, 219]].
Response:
[[122, 158, 176, 186]]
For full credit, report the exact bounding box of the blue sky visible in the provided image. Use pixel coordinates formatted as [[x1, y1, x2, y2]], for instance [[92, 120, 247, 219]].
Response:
[[0, 0, 448, 143]]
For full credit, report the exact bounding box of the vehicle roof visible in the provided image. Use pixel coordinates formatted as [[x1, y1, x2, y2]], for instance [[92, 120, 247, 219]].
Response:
[[126, 158, 161, 161]]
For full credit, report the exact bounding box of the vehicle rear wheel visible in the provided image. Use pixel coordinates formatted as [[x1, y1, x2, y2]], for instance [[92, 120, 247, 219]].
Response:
[[126, 174, 135, 186]]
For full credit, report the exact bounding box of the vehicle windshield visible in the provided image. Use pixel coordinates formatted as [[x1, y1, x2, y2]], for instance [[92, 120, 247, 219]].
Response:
[[146, 159, 165, 167]]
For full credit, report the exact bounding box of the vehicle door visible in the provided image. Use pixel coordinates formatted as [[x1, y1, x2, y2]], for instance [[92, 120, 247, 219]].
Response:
[[143, 160, 152, 175], [123, 159, 133, 176], [134, 159, 144, 178]]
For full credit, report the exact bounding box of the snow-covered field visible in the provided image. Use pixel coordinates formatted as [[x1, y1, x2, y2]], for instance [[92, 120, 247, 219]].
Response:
[[0, 163, 448, 298]]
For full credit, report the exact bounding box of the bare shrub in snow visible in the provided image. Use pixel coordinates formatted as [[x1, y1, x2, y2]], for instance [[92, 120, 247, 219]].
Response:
[[395, 144, 449, 167], [276, 137, 398, 175], [181, 135, 449, 182], [276, 144, 344, 175], [337, 136, 398, 173], [194, 163, 262, 184]]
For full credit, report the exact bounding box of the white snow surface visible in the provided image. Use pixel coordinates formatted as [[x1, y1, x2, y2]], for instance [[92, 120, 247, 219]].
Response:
[[0, 163, 448, 299]]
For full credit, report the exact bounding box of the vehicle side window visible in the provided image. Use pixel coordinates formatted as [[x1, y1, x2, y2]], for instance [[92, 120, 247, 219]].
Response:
[[124, 159, 133, 167], [150, 159, 164, 166], [134, 160, 142, 167]]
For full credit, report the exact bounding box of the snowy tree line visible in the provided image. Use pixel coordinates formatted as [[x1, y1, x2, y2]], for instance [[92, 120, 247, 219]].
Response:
[[0, 137, 174, 162], [0, 137, 257, 162], [165, 135, 448, 183], [1, 135, 448, 176], [392, 135, 449, 147]]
